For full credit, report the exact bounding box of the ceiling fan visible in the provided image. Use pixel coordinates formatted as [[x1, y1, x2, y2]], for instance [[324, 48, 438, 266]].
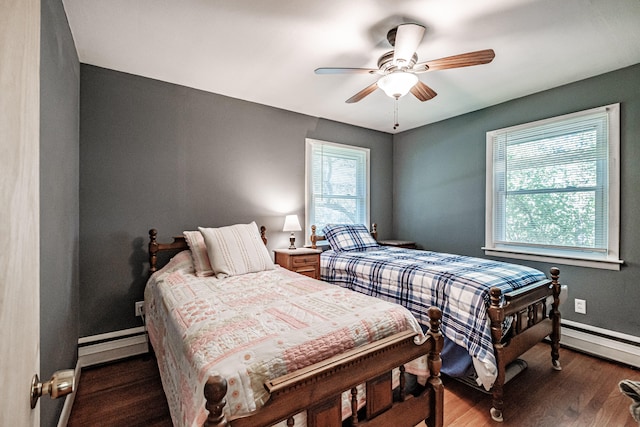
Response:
[[315, 23, 495, 104]]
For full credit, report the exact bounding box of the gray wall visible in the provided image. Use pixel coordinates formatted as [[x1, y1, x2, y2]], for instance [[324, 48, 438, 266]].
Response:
[[40, 0, 80, 425], [393, 63, 640, 337], [79, 65, 393, 336]]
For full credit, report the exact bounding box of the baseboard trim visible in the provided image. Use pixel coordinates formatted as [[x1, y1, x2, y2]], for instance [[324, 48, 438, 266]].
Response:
[[78, 326, 148, 368], [63, 328, 148, 426], [560, 320, 640, 368], [57, 362, 81, 427]]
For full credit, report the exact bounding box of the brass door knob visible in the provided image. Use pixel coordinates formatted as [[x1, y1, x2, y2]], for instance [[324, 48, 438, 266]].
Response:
[[30, 369, 75, 409]]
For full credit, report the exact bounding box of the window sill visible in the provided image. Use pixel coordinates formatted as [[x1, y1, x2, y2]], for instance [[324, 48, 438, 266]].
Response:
[[482, 247, 623, 271]]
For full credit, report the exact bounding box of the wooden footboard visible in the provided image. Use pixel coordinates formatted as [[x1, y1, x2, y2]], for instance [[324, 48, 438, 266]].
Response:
[[204, 307, 444, 427], [487, 267, 562, 422]]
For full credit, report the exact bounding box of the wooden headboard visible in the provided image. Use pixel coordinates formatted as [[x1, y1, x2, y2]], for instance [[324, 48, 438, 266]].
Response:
[[310, 223, 378, 249], [148, 226, 268, 276]]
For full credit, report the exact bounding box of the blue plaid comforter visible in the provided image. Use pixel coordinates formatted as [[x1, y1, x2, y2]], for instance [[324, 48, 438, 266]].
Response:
[[321, 246, 547, 378]]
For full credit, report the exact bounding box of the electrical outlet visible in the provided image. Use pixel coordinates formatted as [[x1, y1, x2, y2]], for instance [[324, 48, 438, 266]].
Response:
[[135, 301, 145, 317], [574, 298, 586, 314]]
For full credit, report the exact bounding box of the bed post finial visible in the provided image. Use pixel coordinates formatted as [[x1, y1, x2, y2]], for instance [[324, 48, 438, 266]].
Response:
[[427, 306, 443, 376], [488, 287, 505, 343], [311, 225, 317, 249], [204, 375, 229, 427], [149, 229, 159, 276], [260, 225, 267, 245], [371, 223, 378, 240]]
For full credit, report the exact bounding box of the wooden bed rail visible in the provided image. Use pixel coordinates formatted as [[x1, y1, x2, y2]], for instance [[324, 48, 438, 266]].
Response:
[[204, 307, 444, 427]]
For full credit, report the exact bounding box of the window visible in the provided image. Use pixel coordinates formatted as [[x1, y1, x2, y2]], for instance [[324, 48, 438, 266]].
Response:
[[305, 139, 370, 243], [484, 103, 622, 270]]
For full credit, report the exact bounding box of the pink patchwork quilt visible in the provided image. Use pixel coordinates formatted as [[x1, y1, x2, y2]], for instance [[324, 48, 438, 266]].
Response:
[[145, 251, 425, 426]]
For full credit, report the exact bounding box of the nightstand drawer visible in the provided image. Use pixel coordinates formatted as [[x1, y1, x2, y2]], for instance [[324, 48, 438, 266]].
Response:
[[292, 256, 319, 266], [294, 267, 317, 278]]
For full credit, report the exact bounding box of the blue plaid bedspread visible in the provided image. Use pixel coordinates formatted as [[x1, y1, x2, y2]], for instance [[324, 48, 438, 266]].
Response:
[[321, 246, 548, 378]]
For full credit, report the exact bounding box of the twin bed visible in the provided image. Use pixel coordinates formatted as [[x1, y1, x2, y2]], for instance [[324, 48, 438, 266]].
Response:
[[310, 223, 563, 422], [145, 221, 562, 426], [145, 223, 444, 427]]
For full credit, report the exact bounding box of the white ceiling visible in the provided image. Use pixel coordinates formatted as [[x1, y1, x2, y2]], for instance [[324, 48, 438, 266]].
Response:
[[62, 0, 640, 134]]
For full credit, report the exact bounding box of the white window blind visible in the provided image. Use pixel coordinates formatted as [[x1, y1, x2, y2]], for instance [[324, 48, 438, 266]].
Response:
[[485, 104, 622, 270], [305, 139, 370, 241]]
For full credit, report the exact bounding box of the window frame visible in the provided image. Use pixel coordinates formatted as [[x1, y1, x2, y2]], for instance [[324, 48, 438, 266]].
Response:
[[305, 138, 371, 244], [483, 103, 622, 270]]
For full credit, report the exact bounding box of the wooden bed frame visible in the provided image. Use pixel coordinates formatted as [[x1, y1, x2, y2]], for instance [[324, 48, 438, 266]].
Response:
[[310, 224, 562, 422], [147, 228, 445, 427]]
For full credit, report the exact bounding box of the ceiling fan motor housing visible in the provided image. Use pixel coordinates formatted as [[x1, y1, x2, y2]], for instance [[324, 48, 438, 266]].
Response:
[[378, 51, 418, 71]]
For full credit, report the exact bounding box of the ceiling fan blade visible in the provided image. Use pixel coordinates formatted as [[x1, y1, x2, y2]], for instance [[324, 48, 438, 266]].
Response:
[[410, 81, 437, 102], [393, 23, 426, 66], [346, 81, 379, 103], [315, 67, 379, 75], [414, 49, 495, 72]]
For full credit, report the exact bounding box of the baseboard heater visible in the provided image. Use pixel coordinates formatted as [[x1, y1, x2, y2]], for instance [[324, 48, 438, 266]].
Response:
[[559, 319, 640, 368], [77, 326, 148, 367], [75, 321, 640, 370]]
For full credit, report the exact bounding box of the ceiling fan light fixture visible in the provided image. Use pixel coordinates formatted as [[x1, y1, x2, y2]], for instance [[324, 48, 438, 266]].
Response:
[[377, 71, 419, 99]]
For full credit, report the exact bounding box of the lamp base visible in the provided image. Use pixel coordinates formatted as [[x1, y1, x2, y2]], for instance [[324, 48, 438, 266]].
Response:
[[289, 234, 296, 250]]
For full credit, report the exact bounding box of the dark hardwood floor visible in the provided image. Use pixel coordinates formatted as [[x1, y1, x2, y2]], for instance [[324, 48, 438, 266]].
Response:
[[68, 353, 171, 427], [68, 343, 640, 427]]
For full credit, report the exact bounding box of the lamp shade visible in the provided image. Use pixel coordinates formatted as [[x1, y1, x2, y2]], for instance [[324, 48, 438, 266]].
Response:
[[377, 71, 419, 99], [283, 215, 302, 232]]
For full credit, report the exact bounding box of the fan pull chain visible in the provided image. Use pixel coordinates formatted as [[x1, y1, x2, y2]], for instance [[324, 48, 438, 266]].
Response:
[[393, 97, 399, 130]]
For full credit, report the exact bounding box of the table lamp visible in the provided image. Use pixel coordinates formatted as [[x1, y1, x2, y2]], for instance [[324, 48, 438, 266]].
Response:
[[283, 214, 302, 249]]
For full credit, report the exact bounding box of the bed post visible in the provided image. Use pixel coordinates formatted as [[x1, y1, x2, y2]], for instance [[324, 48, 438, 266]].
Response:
[[148, 229, 159, 276], [549, 267, 562, 371], [260, 225, 267, 245], [371, 223, 378, 240], [310, 225, 318, 249], [426, 307, 444, 427], [488, 287, 506, 422], [204, 375, 229, 427]]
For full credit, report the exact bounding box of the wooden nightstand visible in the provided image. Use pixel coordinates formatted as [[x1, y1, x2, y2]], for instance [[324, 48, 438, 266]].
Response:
[[274, 248, 322, 279], [378, 239, 417, 249]]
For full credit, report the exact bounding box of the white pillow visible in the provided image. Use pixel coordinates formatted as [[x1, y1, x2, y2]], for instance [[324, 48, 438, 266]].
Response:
[[183, 231, 214, 277], [199, 222, 274, 278]]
